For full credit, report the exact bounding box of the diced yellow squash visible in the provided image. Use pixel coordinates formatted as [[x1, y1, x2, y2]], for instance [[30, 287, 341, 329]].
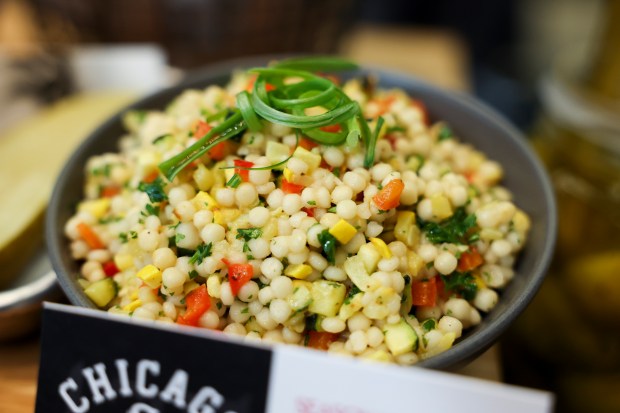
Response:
[[406, 250, 425, 278], [283, 167, 294, 182], [130, 290, 139, 301], [370, 237, 392, 258], [365, 349, 392, 363], [285, 264, 313, 280], [309, 280, 346, 317], [84, 278, 117, 307], [480, 228, 503, 240], [512, 209, 531, 234], [394, 211, 420, 247], [213, 208, 240, 225], [136, 264, 162, 289], [338, 292, 364, 320], [123, 299, 142, 312], [430, 194, 453, 220], [183, 281, 200, 294], [114, 253, 134, 271], [357, 243, 381, 273], [78, 198, 111, 219], [265, 141, 290, 168], [206, 275, 221, 298], [329, 219, 357, 244], [213, 210, 223, 225], [343, 255, 372, 292], [192, 191, 218, 211], [292, 146, 321, 171], [473, 274, 487, 289]]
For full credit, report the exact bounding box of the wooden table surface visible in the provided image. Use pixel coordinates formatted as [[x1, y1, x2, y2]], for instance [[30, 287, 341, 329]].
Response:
[[0, 25, 495, 413]]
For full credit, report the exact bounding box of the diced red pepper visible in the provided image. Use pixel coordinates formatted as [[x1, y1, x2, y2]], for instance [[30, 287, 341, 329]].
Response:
[[100, 185, 121, 198], [102, 261, 119, 277], [372, 179, 404, 211], [319, 124, 342, 133], [76, 222, 105, 250], [194, 120, 212, 138], [306, 331, 339, 351], [143, 171, 159, 183], [457, 248, 484, 272], [372, 95, 396, 116], [177, 285, 211, 327], [299, 138, 319, 151], [281, 179, 304, 194], [411, 277, 437, 307], [207, 141, 229, 161], [301, 207, 315, 217], [234, 159, 254, 182], [227, 263, 254, 296]]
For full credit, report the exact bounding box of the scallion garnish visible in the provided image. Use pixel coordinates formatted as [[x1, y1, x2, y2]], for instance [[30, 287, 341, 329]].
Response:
[[158, 57, 383, 181], [226, 173, 242, 188]]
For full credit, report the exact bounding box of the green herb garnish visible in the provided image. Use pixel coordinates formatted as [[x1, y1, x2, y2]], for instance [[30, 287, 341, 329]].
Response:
[[440, 272, 478, 301], [138, 177, 167, 203], [317, 229, 338, 264], [226, 173, 242, 188], [417, 207, 478, 245], [438, 124, 453, 141], [142, 204, 160, 217], [189, 243, 213, 265]]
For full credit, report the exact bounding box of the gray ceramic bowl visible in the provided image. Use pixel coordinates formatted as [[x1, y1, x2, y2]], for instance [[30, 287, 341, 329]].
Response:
[[46, 56, 556, 369]]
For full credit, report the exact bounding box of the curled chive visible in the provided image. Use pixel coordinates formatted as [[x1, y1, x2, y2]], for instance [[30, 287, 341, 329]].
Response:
[[271, 56, 359, 72], [364, 116, 385, 168], [236, 91, 263, 132], [226, 173, 242, 188]]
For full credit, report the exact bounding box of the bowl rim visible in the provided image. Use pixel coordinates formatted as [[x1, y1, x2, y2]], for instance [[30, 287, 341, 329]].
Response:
[[46, 55, 557, 370]]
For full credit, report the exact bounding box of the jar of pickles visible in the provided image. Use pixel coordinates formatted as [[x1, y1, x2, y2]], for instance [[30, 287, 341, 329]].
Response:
[[502, 32, 620, 413]]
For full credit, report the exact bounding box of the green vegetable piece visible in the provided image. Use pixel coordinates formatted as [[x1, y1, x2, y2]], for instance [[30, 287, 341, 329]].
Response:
[[84, 278, 117, 308], [138, 177, 167, 203], [226, 174, 242, 188], [417, 206, 478, 245], [189, 243, 213, 265], [384, 318, 419, 356], [317, 229, 338, 264], [440, 272, 478, 301]]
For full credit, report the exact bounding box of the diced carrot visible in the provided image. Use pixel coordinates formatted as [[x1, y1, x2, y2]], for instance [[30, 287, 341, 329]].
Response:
[[77, 222, 105, 250], [100, 185, 121, 198], [306, 331, 339, 350], [411, 277, 437, 307], [372, 95, 396, 116], [234, 159, 254, 182], [319, 124, 342, 133], [177, 285, 211, 327], [299, 138, 319, 151], [372, 179, 404, 211], [207, 141, 229, 161], [281, 179, 304, 194], [457, 248, 484, 272]]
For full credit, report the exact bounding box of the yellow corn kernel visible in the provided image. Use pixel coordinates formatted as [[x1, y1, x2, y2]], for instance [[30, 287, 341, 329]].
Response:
[[292, 146, 321, 171], [430, 194, 453, 220], [114, 253, 134, 271], [406, 250, 425, 278], [192, 191, 218, 211], [123, 299, 142, 312], [370, 237, 392, 258], [394, 211, 420, 247], [136, 264, 162, 289], [78, 198, 111, 219], [193, 164, 215, 191], [285, 264, 313, 280], [329, 219, 357, 244], [283, 167, 294, 182]]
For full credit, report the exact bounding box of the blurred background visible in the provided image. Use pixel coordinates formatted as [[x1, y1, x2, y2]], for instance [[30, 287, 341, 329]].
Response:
[[1, 0, 619, 412]]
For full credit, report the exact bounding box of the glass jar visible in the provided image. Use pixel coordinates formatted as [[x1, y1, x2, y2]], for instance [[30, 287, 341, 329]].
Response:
[[502, 48, 620, 412]]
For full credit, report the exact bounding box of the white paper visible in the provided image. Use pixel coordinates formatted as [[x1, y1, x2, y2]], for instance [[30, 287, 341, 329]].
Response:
[[266, 345, 553, 413]]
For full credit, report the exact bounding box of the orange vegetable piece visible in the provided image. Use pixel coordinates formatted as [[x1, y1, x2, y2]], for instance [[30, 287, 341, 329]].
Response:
[[227, 263, 254, 296], [77, 222, 105, 250], [100, 185, 121, 198], [306, 331, 339, 351], [177, 285, 211, 327], [411, 277, 437, 307], [281, 179, 304, 194], [457, 248, 484, 272], [372, 179, 404, 211]]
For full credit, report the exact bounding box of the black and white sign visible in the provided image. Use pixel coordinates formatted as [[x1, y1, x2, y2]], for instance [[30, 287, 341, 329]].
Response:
[[36, 303, 553, 413]]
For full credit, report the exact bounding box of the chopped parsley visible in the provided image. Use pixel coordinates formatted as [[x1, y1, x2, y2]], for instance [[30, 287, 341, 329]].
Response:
[[343, 285, 362, 305], [119, 231, 138, 243], [175, 232, 186, 245], [141, 204, 160, 217], [236, 227, 263, 253], [91, 164, 112, 177], [327, 206, 337, 213], [421, 318, 437, 332], [440, 272, 478, 301], [188, 270, 199, 279], [307, 200, 317, 206], [152, 134, 172, 144], [438, 124, 454, 141], [332, 167, 341, 178], [138, 177, 167, 203], [417, 206, 478, 245], [189, 243, 213, 265]]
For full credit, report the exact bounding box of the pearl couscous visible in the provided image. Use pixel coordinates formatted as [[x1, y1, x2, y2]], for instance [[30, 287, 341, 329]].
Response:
[[65, 59, 530, 365]]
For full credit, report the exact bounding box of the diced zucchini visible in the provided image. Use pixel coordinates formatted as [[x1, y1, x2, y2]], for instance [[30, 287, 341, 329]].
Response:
[[266, 141, 290, 169], [421, 332, 456, 360], [394, 211, 420, 247], [357, 243, 381, 273], [309, 280, 346, 317], [384, 318, 419, 356], [84, 278, 117, 308], [339, 288, 364, 320], [292, 146, 321, 171], [289, 282, 313, 311], [406, 250, 424, 277], [343, 256, 372, 291], [400, 275, 413, 315]]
